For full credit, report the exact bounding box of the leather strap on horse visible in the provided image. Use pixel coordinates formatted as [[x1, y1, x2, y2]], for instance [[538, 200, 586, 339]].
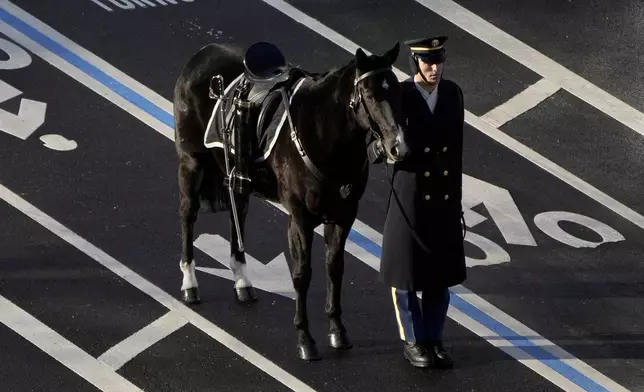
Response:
[[281, 86, 329, 183], [285, 68, 393, 195]]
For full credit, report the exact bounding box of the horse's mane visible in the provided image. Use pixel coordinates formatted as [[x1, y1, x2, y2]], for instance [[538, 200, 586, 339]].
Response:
[[296, 59, 358, 101]]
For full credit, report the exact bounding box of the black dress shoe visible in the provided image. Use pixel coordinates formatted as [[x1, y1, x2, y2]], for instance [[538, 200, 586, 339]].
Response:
[[403, 342, 430, 368], [428, 341, 454, 369]]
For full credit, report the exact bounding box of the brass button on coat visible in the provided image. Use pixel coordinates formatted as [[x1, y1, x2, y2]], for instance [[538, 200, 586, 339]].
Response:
[[424, 171, 430, 177], [424, 147, 430, 153], [443, 170, 448, 176], [442, 146, 448, 152], [444, 194, 449, 200], [425, 195, 431, 201]]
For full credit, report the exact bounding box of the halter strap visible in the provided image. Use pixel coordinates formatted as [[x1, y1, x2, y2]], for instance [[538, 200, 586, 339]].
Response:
[[354, 67, 394, 85]]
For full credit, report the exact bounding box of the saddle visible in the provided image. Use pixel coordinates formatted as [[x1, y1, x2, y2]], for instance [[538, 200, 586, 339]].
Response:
[[204, 41, 306, 162], [243, 41, 300, 144]]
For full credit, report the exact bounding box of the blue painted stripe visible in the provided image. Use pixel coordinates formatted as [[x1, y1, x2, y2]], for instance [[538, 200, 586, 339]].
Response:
[[0, 7, 610, 391], [349, 224, 606, 391], [348, 229, 381, 258], [450, 294, 608, 391], [0, 8, 175, 129]]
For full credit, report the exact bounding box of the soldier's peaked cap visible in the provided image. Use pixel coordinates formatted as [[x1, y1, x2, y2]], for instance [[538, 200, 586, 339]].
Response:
[[404, 36, 447, 63]]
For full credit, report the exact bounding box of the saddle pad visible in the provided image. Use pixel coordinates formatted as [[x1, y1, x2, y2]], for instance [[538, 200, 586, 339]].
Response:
[[204, 74, 308, 163], [203, 73, 244, 149]]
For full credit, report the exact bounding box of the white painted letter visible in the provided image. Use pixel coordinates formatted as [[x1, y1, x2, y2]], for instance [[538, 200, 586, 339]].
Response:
[[462, 174, 537, 246], [464, 232, 511, 267], [0, 38, 31, 70], [534, 211, 625, 248], [132, 0, 158, 6], [89, 0, 114, 11], [106, 0, 135, 9]]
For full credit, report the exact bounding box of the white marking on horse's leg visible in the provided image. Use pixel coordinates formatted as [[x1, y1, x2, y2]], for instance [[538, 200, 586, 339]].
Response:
[[230, 258, 252, 289], [179, 259, 198, 290]]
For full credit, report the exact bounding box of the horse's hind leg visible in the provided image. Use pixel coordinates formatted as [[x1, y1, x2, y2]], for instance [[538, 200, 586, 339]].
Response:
[[229, 194, 257, 302], [287, 208, 319, 361], [178, 151, 203, 304], [323, 214, 355, 350]]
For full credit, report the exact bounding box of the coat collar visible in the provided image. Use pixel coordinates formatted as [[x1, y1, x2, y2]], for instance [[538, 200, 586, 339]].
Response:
[[403, 77, 445, 121]]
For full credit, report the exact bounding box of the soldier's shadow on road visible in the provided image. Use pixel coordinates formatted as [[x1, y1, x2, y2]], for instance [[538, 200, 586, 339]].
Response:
[[321, 333, 644, 371], [456, 334, 644, 361]]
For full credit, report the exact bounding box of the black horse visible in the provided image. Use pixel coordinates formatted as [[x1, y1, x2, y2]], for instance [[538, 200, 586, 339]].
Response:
[[173, 41, 409, 360]]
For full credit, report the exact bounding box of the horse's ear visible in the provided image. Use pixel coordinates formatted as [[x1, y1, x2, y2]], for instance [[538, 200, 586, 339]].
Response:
[[382, 42, 400, 66], [355, 47, 368, 67]]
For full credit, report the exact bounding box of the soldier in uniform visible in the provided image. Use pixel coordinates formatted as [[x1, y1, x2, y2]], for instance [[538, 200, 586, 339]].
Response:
[[367, 36, 466, 369]]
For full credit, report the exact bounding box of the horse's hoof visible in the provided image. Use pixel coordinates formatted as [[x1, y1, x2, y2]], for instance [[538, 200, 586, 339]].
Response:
[[297, 342, 321, 361], [182, 288, 201, 304], [328, 332, 353, 350], [234, 287, 257, 303]]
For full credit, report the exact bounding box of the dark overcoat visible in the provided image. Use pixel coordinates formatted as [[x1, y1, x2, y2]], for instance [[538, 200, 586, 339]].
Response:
[[367, 77, 466, 292]]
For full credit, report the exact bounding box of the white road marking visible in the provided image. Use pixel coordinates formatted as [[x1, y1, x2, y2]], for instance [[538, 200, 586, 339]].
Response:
[[0, 79, 47, 140], [464, 110, 644, 231], [462, 174, 537, 246], [257, 3, 631, 391], [481, 78, 560, 128], [0, 182, 316, 392], [445, 304, 588, 392], [39, 134, 78, 151], [0, 0, 174, 131], [89, 0, 116, 12], [0, 1, 635, 390], [268, 202, 626, 392], [0, 294, 143, 392], [194, 234, 296, 299], [0, 36, 31, 69], [413, 0, 644, 138], [462, 231, 511, 267], [533, 211, 626, 249], [97, 310, 189, 371], [0, 17, 174, 140], [254, 3, 644, 230], [451, 285, 630, 391]]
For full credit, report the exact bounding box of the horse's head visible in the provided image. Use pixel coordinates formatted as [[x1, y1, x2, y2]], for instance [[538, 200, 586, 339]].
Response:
[[351, 42, 409, 162]]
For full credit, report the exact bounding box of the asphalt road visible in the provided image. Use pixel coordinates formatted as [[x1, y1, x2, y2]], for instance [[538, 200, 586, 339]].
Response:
[[1, 0, 644, 391]]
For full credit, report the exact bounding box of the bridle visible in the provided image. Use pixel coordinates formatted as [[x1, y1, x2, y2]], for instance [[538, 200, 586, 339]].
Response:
[[349, 67, 398, 145], [287, 66, 398, 199]]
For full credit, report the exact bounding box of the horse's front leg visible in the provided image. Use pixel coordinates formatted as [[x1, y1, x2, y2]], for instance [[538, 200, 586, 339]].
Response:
[[323, 211, 355, 350], [229, 194, 256, 302], [287, 209, 318, 361], [178, 152, 203, 304]]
